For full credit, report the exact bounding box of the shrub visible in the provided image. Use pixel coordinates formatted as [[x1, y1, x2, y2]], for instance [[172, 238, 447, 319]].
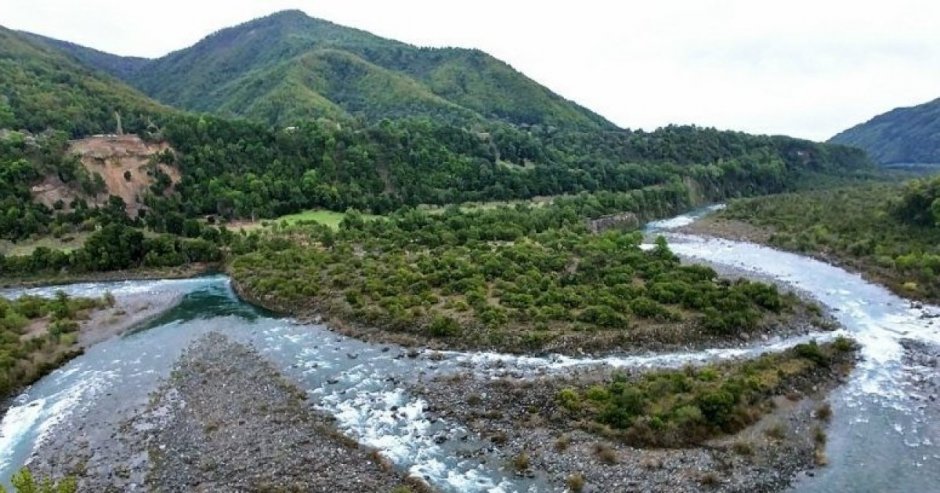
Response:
[[732, 441, 754, 456], [3, 468, 77, 493], [813, 426, 827, 446], [511, 452, 530, 472], [566, 473, 586, 492], [765, 422, 787, 440], [427, 315, 461, 337], [699, 471, 720, 487], [794, 340, 829, 366], [554, 434, 572, 451], [593, 443, 618, 464]]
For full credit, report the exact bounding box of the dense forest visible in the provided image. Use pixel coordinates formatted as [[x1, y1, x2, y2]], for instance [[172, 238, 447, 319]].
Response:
[[152, 115, 871, 220], [0, 101, 873, 244], [712, 176, 940, 302], [28, 10, 614, 130], [0, 27, 166, 138], [830, 96, 940, 165], [0, 16, 873, 281]]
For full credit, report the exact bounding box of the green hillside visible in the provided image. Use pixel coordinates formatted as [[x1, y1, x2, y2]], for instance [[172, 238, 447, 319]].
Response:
[[20, 32, 149, 80], [35, 10, 615, 130], [212, 49, 479, 126], [0, 27, 167, 137], [830, 98, 940, 165], [0, 17, 874, 247]]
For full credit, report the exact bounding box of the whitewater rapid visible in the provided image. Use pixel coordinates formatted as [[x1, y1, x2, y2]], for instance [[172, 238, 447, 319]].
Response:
[[0, 206, 938, 491]]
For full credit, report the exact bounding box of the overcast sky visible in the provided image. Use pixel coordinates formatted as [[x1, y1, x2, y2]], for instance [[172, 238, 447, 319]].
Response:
[[2, 0, 939, 141]]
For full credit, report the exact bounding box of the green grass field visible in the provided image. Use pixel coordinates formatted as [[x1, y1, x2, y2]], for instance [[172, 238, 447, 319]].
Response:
[[270, 209, 380, 230], [0, 233, 91, 257]]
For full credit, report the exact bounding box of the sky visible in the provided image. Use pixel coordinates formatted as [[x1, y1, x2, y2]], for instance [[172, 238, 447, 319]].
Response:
[[2, 0, 939, 141]]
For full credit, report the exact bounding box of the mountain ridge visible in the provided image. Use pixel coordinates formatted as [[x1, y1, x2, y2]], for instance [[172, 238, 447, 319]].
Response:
[[830, 97, 940, 165], [23, 10, 616, 130], [0, 25, 168, 137]]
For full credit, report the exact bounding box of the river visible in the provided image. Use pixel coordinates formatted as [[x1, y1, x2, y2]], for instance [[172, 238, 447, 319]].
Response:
[[0, 208, 938, 492]]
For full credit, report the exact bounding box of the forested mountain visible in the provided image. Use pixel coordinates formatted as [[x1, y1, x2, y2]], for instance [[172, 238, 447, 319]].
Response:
[[32, 10, 614, 130], [0, 15, 873, 246], [21, 32, 149, 80], [0, 26, 167, 137], [830, 97, 940, 165]]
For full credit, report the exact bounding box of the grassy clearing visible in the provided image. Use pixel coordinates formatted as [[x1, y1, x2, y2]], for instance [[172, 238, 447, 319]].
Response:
[[273, 209, 379, 229], [224, 209, 381, 232], [0, 233, 92, 257]]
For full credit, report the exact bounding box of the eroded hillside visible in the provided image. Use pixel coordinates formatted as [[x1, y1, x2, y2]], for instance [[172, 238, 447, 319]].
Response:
[[31, 134, 179, 217]]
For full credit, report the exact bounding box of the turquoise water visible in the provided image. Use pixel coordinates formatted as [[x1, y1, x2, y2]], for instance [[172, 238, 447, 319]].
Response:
[[0, 209, 938, 491]]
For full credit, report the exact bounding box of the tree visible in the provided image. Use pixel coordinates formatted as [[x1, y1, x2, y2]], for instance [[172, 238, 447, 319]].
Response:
[[80, 224, 144, 270], [0, 468, 77, 493]]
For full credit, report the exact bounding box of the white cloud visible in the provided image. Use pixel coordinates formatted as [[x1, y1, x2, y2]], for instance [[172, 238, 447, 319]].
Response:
[[1, 0, 938, 140]]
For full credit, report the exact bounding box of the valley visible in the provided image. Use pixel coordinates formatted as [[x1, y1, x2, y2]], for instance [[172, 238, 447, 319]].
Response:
[[683, 176, 940, 303], [0, 5, 938, 493], [1, 210, 938, 492]]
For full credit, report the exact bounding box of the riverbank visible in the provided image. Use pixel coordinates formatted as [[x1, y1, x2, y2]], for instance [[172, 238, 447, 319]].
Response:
[[77, 290, 183, 348], [0, 263, 217, 290], [29, 332, 425, 492], [0, 287, 184, 421], [414, 341, 856, 492], [679, 215, 931, 304], [680, 185, 940, 306]]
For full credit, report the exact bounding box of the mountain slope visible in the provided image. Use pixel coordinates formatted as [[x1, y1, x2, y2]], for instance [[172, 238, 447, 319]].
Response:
[[42, 10, 615, 130], [0, 26, 167, 136], [208, 48, 480, 125], [830, 98, 940, 165], [0, 15, 874, 238], [19, 32, 149, 80]]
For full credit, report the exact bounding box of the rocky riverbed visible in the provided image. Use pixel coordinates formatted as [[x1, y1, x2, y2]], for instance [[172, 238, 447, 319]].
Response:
[[29, 333, 420, 492], [78, 290, 183, 348], [902, 339, 940, 422], [413, 355, 851, 493]]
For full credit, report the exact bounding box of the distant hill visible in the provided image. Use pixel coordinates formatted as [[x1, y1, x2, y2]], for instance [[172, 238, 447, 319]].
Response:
[[830, 98, 940, 165], [31, 10, 615, 130], [0, 26, 167, 136], [0, 14, 874, 243], [21, 32, 149, 80]]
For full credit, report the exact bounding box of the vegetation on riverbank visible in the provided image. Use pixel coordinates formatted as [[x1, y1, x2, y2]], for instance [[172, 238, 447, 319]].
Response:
[[696, 177, 940, 302], [230, 192, 824, 353], [0, 469, 76, 493], [415, 338, 856, 491], [0, 291, 112, 399], [0, 222, 226, 280], [556, 338, 856, 447]]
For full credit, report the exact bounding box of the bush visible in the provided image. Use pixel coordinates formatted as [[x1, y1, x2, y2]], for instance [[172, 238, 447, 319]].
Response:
[[427, 315, 461, 337], [794, 341, 829, 366], [566, 473, 586, 492], [2, 468, 77, 493], [558, 388, 581, 411]]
